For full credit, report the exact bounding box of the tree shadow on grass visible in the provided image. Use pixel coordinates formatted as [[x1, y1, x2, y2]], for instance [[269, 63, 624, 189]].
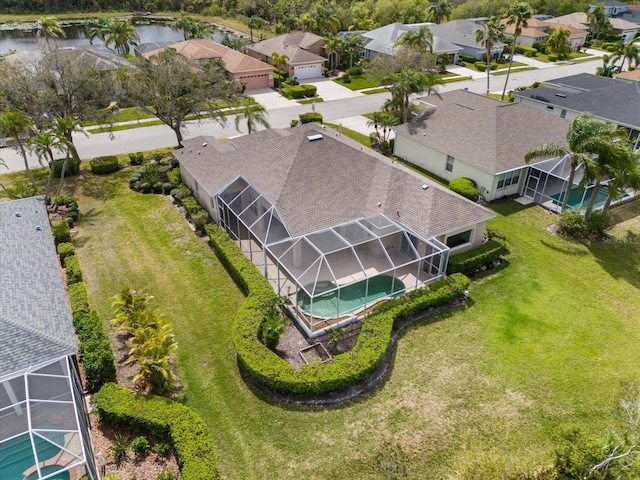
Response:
[[540, 238, 589, 256], [489, 198, 538, 217], [80, 170, 127, 202], [587, 239, 640, 288]]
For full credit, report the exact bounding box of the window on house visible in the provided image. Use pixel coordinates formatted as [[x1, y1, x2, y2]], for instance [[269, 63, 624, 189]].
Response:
[[560, 109, 567, 118], [445, 155, 454, 173], [547, 106, 554, 110], [497, 170, 521, 190], [446, 229, 473, 248]]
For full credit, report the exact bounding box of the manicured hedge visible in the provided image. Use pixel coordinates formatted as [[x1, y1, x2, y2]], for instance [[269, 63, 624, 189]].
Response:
[[52, 220, 71, 245], [181, 196, 210, 230], [53, 158, 81, 177], [459, 54, 476, 64], [57, 242, 75, 262], [300, 84, 317, 97], [446, 238, 507, 274], [64, 255, 83, 285], [284, 85, 306, 99], [206, 225, 469, 395], [90, 155, 120, 175], [299, 112, 323, 124], [449, 177, 480, 202], [94, 383, 219, 480], [67, 282, 90, 311]]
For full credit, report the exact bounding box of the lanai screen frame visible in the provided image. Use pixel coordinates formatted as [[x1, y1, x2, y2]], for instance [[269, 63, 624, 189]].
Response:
[[216, 177, 449, 336], [0, 356, 98, 480]]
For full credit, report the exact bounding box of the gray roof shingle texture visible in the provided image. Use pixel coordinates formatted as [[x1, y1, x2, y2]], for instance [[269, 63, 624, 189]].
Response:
[[394, 90, 571, 174], [515, 73, 640, 129], [0, 197, 76, 378], [179, 124, 494, 239]]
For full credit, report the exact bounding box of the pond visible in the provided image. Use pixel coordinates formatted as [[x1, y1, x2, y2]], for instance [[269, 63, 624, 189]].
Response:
[[0, 20, 237, 54]]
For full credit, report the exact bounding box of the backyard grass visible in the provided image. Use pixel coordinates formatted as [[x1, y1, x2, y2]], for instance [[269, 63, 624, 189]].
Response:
[[3, 163, 640, 479]]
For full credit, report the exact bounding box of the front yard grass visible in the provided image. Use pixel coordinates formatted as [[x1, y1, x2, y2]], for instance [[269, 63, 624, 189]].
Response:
[[4, 164, 639, 479], [334, 75, 382, 91]]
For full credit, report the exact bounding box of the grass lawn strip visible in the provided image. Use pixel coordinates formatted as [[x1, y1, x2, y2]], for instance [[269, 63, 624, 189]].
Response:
[[2, 163, 635, 479]]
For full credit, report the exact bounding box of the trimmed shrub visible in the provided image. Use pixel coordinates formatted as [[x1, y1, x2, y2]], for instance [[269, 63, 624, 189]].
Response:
[[489, 61, 498, 70], [129, 152, 145, 165], [52, 220, 71, 245], [300, 84, 317, 97], [90, 155, 120, 175], [167, 168, 182, 187], [290, 119, 300, 127], [585, 210, 614, 236], [448, 177, 480, 202], [206, 225, 469, 395], [170, 184, 192, 200], [64, 255, 83, 285], [447, 238, 507, 275], [558, 209, 586, 237], [53, 158, 81, 177], [459, 54, 476, 64], [283, 85, 306, 99], [67, 282, 90, 312], [94, 383, 220, 480], [516, 45, 538, 57], [475, 61, 487, 72], [299, 112, 323, 124], [180, 196, 210, 230], [57, 242, 75, 262], [346, 66, 363, 76], [548, 53, 558, 62]]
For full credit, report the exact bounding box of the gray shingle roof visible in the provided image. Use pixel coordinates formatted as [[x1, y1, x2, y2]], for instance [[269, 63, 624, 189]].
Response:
[[179, 124, 494, 239], [429, 20, 507, 50], [361, 22, 462, 55], [515, 73, 640, 129], [0, 197, 77, 378], [394, 90, 571, 174]]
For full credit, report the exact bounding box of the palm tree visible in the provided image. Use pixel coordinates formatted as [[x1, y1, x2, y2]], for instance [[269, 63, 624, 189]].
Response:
[[323, 34, 342, 70], [271, 51, 290, 75], [37, 16, 66, 51], [52, 115, 86, 196], [501, 2, 533, 101], [0, 109, 36, 188], [86, 17, 111, 47], [248, 16, 265, 43], [614, 42, 640, 71], [313, 4, 341, 34], [170, 12, 195, 41], [428, 0, 452, 24], [525, 113, 624, 213], [597, 54, 614, 77], [390, 68, 443, 123], [545, 27, 571, 59], [0, 158, 16, 198], [340, 33, 364, 69], [104, 19, 140, 56], [111, 286, 155, 333], [29, 129, 66, 202], [475, 17, 505, 95], [234, 102, 270, 134], [587, 3, 611, 41], [130, 316, 178, 394], [602, 149, 640, 214], [188, 20, 214, 40], [394, 26, 434, 54]]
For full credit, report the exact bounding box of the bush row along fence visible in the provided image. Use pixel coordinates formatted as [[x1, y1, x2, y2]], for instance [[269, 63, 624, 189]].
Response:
[[205, 224, 470, 397]]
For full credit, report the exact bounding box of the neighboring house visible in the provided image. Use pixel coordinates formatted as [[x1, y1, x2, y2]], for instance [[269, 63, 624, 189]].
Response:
[[177, 123, 494, 336], [609, 17, 639, 43], [502, 18, 550, 48], [589, 0, 631, 17], [544, 12, 589, 32], [542, 21, 589, 50], [548, 11, 638, 43], [512, 73, 640, 149], [142, 39, 275, 90], [0, 197, 99, 480], [246, 32, 326, 80], [356, 22, 462, 64], [429, 19, 507, 61], [393, 90, 571, 203]]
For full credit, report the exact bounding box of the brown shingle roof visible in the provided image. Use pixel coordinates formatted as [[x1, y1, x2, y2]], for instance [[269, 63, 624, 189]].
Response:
[[394, 90, 571, 174], [247, 33, 326, 65], [178, 124, 494, 239], [144, 39, 273, 74]]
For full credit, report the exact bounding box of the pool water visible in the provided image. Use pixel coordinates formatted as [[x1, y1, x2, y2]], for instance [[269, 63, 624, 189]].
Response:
[[551, 186, 626, 210], [299, 275, 406, 318], [0, 432, 69, 480]]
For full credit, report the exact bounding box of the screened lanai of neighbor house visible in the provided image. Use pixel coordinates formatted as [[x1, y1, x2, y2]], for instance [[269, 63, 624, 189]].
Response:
[[178, 124, 495, 336], [0, 197, 98, 480]]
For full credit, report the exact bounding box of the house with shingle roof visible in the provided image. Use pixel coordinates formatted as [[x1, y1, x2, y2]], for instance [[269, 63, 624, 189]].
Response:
[[429, 19, 507, 61], [0, 197, 99, 480], [393, 90, 572, 203], [354, 22, 462, 63], [142, 39, 275, 90], [548, 11, 638, 43], [246, 32, 326, 80], [177, 123, 494, 336]]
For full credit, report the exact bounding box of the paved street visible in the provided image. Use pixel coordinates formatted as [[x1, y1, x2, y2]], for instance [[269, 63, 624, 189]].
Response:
[[0, 55, 601, 172]]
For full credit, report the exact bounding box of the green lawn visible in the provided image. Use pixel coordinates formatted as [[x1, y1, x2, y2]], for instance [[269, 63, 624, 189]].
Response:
[[4, 164, 640, 479], [334, 76, 383, 91]]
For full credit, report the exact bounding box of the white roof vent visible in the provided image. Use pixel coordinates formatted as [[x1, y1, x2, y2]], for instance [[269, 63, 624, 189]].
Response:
[[555, 93, 567, 98], [307, 134, 323, 141]]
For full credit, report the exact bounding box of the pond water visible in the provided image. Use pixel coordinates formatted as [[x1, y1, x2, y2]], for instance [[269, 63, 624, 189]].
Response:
[[0, 21, 236, 54]]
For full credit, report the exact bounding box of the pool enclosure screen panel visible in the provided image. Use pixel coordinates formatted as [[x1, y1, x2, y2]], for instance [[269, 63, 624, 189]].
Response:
[[0, 357, 97, 480], [217, 178, 450, 334], [523, 155, 587, 210]]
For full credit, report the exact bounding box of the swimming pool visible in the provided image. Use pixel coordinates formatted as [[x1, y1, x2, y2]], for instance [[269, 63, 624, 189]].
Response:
[[298, 275, 406, 318], [551, 186, 626, 210], [0, 432, 69, 480]]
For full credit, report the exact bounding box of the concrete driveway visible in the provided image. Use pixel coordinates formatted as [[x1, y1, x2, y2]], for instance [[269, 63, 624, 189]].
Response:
[[247, 88, 298, 110], [304, 78, 364, 101]]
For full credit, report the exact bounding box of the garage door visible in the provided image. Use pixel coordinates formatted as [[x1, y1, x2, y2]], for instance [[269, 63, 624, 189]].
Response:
[[293, 64, 322, 80]]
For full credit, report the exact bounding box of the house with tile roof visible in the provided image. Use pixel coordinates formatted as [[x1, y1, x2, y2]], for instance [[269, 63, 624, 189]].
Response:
[[513, 73, 640, 149], [177, 123, 494, 336], [246, 33, 326, 80], [354, 22, 462, 64], [0, 197, 99, 480], [547, 11, 638, 43], [142, 39, 275, 90], [393, 90, 572, 205], [429, 19, 507, 61], [501, 18, 550, 48]]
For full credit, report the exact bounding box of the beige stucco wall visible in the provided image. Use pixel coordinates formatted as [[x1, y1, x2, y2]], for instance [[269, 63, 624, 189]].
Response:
[[394, 133, 512, 201], [436, 220, 487, 254]]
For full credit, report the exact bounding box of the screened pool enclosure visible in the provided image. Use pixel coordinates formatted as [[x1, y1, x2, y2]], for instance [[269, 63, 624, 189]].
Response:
[[217, 177, 450, 336], [0, 356, 97, 480]]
